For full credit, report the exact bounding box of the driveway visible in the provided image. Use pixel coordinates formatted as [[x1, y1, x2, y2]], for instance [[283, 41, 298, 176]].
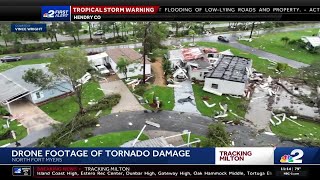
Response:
[[10, 99, 58, 134], [99, 80, 145, 113], [173, 80, 200, 114], [93, 110, 302, 147]]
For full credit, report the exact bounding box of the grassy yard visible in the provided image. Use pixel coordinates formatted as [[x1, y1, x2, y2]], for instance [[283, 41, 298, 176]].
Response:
[[0, 58, 51, 72], [239, 28, 320, 64], [195, 42, 299, 78], [193, 84, 248, 120], [181, 133, 207, 147], [40, 81, 105, 123], [0, 119, 28, 146], [271, 118, 320, 145], [143, 85, 175, 111], [70, 130, 149, 147]]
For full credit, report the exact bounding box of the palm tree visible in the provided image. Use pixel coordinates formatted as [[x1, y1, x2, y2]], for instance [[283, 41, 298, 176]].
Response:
[[281, 37, 290, 46], [117, 57, 130, 79]]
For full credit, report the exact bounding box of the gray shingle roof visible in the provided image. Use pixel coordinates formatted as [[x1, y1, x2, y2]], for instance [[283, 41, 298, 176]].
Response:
[[206, 55, 252, 83], [0, 64, 48, 103]]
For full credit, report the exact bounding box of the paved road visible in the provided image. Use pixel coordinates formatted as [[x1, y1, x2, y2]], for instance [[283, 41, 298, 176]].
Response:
[[93, 110, 302, 147], [7, 23, 319, 68]]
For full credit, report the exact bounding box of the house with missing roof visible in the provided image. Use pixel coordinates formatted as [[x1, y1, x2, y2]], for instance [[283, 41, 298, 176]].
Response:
[[106, 48, 151, 79], [0, 64, 74, 113], [168, 47, 234, 81], [203, 55, 252, 96]]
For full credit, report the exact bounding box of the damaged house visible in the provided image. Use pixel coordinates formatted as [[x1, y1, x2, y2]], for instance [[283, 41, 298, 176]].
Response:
[[168, 47, 218, 81], [203, 55, 252, 96]]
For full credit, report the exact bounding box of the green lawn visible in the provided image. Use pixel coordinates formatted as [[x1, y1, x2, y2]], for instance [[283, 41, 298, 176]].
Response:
[[0, 58, 51, 72], [271, 118, 320, 145], [40, 81, 105, 123], [143, 86, 175, 111], [239, 28, 320, 64], [195, 42, 299, 78], [70, 130, 149, 147], [0, 119, 28, 146], [181, 134, 207, 147], [193, 84, 248, 120]]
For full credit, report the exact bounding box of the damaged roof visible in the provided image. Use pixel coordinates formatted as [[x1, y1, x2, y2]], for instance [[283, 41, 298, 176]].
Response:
[[106, 48, 151, 64], [188, 59, 211, 69], [206, 55, 252, 83]]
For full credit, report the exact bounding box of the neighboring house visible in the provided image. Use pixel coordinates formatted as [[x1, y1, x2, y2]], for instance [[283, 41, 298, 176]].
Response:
[[168, 49, 184, 69], [86, 52, 108, 67], [203, 55, 252, 96], [106, 48, 151, 79], [0, 64, 74, 113], [301, 36, 320, 51]]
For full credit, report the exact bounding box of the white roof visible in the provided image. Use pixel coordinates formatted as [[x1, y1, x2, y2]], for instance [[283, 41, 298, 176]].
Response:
[[301, 36, 320, 47], [168, 49, 183, 61], [87, 52, 108, 61]]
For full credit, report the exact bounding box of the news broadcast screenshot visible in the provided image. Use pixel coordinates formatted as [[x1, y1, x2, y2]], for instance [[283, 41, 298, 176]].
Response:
[[0, 0, 319, 179]]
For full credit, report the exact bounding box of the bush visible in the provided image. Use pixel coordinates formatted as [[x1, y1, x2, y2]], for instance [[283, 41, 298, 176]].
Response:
[[276, 62, 288, 72], [203, 123, 230, 147], [83, 30, 88, 34], [162, 59, 172, 75], [134, 85, 148, 96], [49, 42, 63, 50], [0, 130, 11, 140], [0, 106, 10, 116]]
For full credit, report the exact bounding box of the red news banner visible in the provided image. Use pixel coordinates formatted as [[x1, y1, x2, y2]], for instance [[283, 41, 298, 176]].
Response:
[[71, 6, 160, 14]]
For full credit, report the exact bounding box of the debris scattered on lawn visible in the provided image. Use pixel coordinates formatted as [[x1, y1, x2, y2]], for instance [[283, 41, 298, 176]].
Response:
[[115, 114, 118, 117], [127, 79, 138, 85], [230, 95, 241, 98], [100, 141, 103, 144], [264, 132, 276, 136], [17, 124, 23, 126], [226, 97, 230, 100], [203, 101, 216, 108], [231, 141, 235, 146], [168, 101, 171, 104], [288, 119, 304, 127], [310, 133, 314, 136], [270, 119, 276, 126], [290, 116, 297, 119], [293, 138, 302, 141], [128, 122, 133, 126], [96, 124, 100, 127], [84, 139, 88, 143], [214, 113, 228, 118], [229, 110, 243, 119], [219, 102, 228, 114], [95, 110, 102, 117], [299, 134, 302, 136]]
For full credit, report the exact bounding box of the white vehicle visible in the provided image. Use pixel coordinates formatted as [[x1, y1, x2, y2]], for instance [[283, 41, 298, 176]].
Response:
[[77, 72, 92, 85], [95, 65, 110, 75]]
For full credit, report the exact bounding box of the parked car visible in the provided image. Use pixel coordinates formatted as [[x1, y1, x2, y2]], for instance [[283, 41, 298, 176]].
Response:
[[95, 65, 110, 75], [217, 36, 229, 42], [0, 55, 22, 62], [93, 30, 104, 36]]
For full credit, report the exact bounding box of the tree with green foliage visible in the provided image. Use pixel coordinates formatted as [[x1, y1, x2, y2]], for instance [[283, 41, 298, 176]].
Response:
[[281, 36, 290, 46], [0, 24, 15, 47], [43, 22, 59, 42], [162, 59, 172, 76], [59, 22, 82, 44], [300, 61, 320, 88], [276, 62, 288, 72], [203, 123, 230, 147], [116, 57, 130, 79], [188, 29, 196, 44], [23, 48, 91, 114]]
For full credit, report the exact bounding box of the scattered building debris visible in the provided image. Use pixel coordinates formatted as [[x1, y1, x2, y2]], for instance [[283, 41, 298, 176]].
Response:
[[203, 101, 216, 108], [128, 122, 133, 126], [288, 119, 304, 127], [264, 132, 276, 136], [95, 110, 102, 117], [96, 124, 100, 127]]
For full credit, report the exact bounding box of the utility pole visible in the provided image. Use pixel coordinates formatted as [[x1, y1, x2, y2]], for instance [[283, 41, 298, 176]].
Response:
[[249, 22, 255, 39], [143, 22, 151, 84]]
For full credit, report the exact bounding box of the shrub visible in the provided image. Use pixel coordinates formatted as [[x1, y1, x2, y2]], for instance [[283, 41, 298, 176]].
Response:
[[0, 130, 11, 140], [0, 106, 10, 116], [83, 30, 88, 34], [276, 62, 288, 72], [203, 123, 230, 147], [134, 85, 148, 96]]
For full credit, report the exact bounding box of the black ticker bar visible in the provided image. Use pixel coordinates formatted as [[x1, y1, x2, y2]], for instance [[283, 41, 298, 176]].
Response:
[[0, 165, 317, 179]]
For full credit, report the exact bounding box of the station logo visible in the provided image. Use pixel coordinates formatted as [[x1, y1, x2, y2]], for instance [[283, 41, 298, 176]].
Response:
[[12, 166, 31, 176], [280, 149, 304, 164], [41, 6, 71, 21]]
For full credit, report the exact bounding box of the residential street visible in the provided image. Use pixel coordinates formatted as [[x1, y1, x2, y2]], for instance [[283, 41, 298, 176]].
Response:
[[6, 23, 320, 68], [93, 110, 302, 147]]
